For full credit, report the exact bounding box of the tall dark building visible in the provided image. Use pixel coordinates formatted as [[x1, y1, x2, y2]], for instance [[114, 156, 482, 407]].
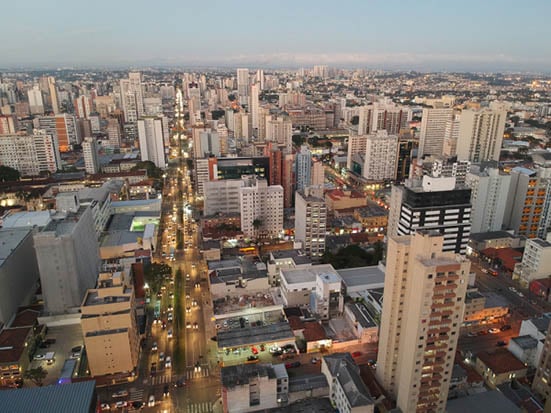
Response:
[[388, 175, 471, 254]]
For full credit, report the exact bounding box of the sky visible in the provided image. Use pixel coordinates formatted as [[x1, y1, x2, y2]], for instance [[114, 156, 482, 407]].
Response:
[[1, 0, 550, 72]]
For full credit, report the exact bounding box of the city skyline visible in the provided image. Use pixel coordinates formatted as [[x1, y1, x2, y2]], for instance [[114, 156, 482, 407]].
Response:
[[1, 0, 551, 72]]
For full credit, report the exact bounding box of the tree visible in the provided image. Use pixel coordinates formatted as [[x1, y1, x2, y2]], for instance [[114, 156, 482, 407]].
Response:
[[350, 115, 359, 125], [132, 161, 163, 179], [145, 263, 172, 294], [0, 165, 20, 182], [24, 366, 47, 386]]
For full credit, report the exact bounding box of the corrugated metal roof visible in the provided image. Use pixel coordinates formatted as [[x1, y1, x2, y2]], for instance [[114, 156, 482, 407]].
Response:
[[0, 380, 96, 413]]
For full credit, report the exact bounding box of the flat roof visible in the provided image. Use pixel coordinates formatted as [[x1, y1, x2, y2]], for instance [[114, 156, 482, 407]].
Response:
[[1, 210, 52, 228], [446, 390, 520, 413], [40, 206, 88, 237], [217, 321, 294, 348], [221, 363, 276, 387], [470, 231, 517, 242], [347, 302, 378, 329], [511, 335, 539, 350], [0, 228, 32, 266], [338, 265, 385, 288], [477, 349, 526, 374], [281, 264, 339, 285], [0, 379, 96, 413]]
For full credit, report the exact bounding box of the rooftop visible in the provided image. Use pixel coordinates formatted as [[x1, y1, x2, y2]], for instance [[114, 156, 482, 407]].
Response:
[[346, 302, 378, 329], [1, 210, 52, 229], [216, 322, 294, 348], [221, 363, 276, 388], [40, 206, 88, 237], [0, 326, 32, 364], [0, 228, 32, 266], [323, 352, 374, 407], [288, 374, 328, 392], [0, 379, 96, 413], [281, 264, 340, 285], [470, 231, 518, 242], [337, 264, 385, 289], [213, 292, 277, 315], [511, 335, 539, 350], [477, 349, 526, 374], [10, 308, 40, 328], [446, 390, 520, 413], [266, 397, 334, 413]]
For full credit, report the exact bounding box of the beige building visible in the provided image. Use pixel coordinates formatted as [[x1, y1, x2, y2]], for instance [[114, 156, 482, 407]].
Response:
[[376, 231, 470, 413], [463, 290, 509, 326], [475, 349, 527, 389], [81, 271, 140, 377], [533, 323, 551, 400]]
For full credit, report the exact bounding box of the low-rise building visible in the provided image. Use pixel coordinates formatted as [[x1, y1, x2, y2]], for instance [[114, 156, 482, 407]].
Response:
[[475, 349, 527, 388], [0, 326, 34, 387], [508, 335, 539, 367], [344, 302, 379, 343], [514, 238, 551, 287], [221, 363, 288, 412], [463, 290, 509, 327], [468, 231, 523, 252], [266, 249, 311, 286], [353, 204, 388, 234], [325, 189, 367, 211], [208, 257, 269, 298], [321, 353, 374, 413]]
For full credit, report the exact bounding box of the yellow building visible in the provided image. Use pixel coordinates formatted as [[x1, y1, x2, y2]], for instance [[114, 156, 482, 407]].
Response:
[[81, 271, 140, 378]]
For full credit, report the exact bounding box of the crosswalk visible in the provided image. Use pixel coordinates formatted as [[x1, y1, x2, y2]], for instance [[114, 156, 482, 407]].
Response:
[[184, 367, 209, 380], [149, 374, 174, 385], [184, 402, 213, 413], [129, 388, 144, 402]]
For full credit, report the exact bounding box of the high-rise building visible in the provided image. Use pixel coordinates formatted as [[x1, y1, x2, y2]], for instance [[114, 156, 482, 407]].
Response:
[[533, 323, 551, 400], [250, 83, 260, 131], [47, 77, 60, 115], [465, 164, 511, 233], [503, 167, 551, 239], [120, 72, 144, 123], [74, 95, 92, 119], [388, 175, 471, 254], [0, 131, 61, 176], [282, 153, 295, 208], [237, 68, 250, 106], [442, 115, 460, 157], [203, 179, 244, 216], [137, 117, 167, 168], [34, 204, 100, 314], [294, 188, 327, 259], [266, 117, 292, 153], [418, 108, 454, 158], [456, 109, 506, 162], [295, 145, 312, 193], [106, 118, 122, 148], [371, 103, 412, 135], [377, 231, 470, 413], [355, 131, 399, 181], [239, 178, 283, 238], [311, 159, 325, 187], [27, 85, 44, 115], [313, 65, 328, 79], [255, 69, 265, 90], [81, 270, 140, 377], [37, 114, 80, 152], [82, 137, 100, 174]]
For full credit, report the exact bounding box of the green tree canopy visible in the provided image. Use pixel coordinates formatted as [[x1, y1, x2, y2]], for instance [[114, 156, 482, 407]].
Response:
[[0, 165, 20, 182], [321, 243, 383, 269], [132, 161, 163, 179], [23, 366, 47, 386], [145, 262, 172, 294]]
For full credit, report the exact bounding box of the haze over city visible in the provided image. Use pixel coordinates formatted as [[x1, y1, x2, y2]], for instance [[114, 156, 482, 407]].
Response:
[[2, 0, 551, 71]]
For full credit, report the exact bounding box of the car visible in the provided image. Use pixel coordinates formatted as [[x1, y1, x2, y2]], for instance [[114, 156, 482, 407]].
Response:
[[477, 330, 489, 336], [285, 361, 301, 369], [251, 346, 258, 355], [167, 329, 173, 339], [311, 357, 320, 364], [112, 390, 129, 398], [518, 291, 525, 297], [497, 340, 507, 347], [159, 352, 165, 362], [148, 395, 155, 407], [131, 401, 143, 409], [192, 299, 198, 307], [467, 332, 477, 337], [246, 355, 259, 364], [33, 354, 45, 360], [114, 401, 127, 409], [175, 378, 186, 387], [150, 363, 157, 374], [168, 304, 173, 311], [193, 322, 199, 329], [488, 328, 500, 334], [152, 342, 158, 351], [161, 322, 167, 330], [186, 274, 190, 279], [167, 313, 173, 322], [100, 402, 111, 411], [269, 346, 282, 354], [367, 359, 377, 367], [352, 351, 362, 357], [509, 286, 517, 292], [501, 325, 512, 331], [186, 294, 191, 299], [163, 385, 170, 397], [186, 306, 191, 313], [165, 356, 172, 368], [195, 283, 200, 289]]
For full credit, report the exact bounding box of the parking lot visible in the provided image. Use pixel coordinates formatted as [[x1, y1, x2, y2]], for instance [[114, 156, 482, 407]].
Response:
[[31, 323, 84, 386]]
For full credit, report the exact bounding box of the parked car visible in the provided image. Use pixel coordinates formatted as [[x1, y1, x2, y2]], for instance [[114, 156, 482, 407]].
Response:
[[497, 340, 507, 347], [112, 390, 128, 398], [165, 356, 172, 369], [159, 352, 165, 362], [311, 357, 320, 364], [152, 342, 158, 351], [501, 325, 512, 331], [246, 356, 259, 364], [285, 361, 301, 369], [488, 328, 500, 334], [163, 385, 170, 397], [148, 395, 155, 407], [352, 351, 362, 357], [271, 351, 283, 357], [167, 329, 173, 339], [100, 402, 110, 411], [114, 401, 127, 409], [251, 346, 258, 355]]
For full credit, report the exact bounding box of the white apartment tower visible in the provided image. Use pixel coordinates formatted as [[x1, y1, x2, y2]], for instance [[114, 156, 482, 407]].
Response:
[[266, 117, 292, 153], [237, 68, 250, 106], [362, 131, 399, 181], [465, 164, 511, 233], [239, 178, 283, 238], [137, 117, 166, 168], [376, 231, 470, 413], [47, 77, 60, 115], [82, 137, 100, 174], [294, 188, 327, 259], [418, 108, 454, 158], [250, 83, 260, 131], [27, 85, 44, 115], [0, 131, 61, 176], [295, 145, 312, 193], [456, 109, 506, 163], [120, 72, 145, 123]]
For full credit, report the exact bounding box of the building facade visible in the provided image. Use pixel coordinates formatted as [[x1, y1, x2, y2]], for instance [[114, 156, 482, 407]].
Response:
[[295, 188, 327, 259]]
